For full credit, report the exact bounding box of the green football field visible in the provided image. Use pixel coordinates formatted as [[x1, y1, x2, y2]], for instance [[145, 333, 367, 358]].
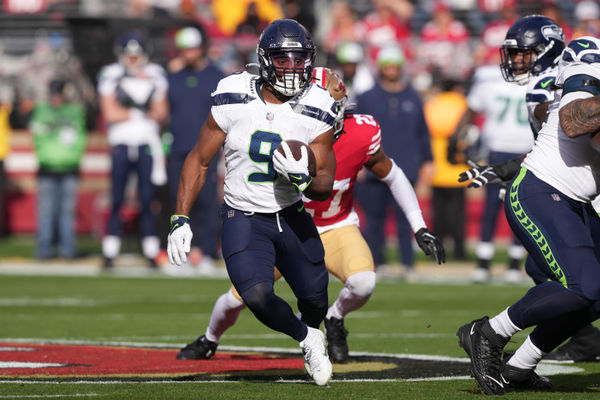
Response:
[[0, 272, 599, 399]]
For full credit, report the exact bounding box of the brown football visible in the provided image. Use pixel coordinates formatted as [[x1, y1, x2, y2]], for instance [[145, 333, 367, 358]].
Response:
[[276, 139, 317, 177]]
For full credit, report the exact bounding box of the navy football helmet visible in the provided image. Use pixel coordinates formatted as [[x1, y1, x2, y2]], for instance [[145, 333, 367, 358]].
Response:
[[257, 19, 316, 97], [500, 15, 565, 85], [116, 31, 149, 74]]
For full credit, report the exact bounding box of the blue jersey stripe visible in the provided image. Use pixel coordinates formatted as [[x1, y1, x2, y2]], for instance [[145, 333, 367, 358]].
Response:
[[212, 93, 256, 106], [526, 93, 551, 105], [289, 103, 335, 126]]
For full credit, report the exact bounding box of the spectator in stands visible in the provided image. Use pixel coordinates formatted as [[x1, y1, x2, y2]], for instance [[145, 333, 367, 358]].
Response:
[[474, 0, 517, 66], [334, 42, 374, 104], [360, 0, 413, 66], [164, 27, 224, 275], [355, 45, 434, 280], [212, 0, 283, 37], [282, 0, 316, 34], [425, 80, 469, 260], [98, 32, 168, 269], [572, 0, 600, 39], [321, 1, 363, 58], [418, 1, 472, 86], [541, 0, 573, 41], [30, 79, 86, 259]]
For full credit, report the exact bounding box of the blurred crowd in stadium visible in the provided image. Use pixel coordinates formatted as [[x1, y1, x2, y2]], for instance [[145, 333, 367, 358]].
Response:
[[0, 0, 598, 281]]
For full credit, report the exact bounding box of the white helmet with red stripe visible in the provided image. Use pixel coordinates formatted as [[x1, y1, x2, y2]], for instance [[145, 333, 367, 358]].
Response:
[[311, 67, 348, 140]]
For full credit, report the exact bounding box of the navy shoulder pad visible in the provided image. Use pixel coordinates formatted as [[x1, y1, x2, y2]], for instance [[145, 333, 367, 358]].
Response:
[[562, 74, 600, 97]]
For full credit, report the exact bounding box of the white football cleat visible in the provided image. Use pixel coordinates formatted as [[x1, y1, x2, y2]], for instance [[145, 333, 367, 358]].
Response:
[[300, 327, 333, 386], [471, 267, 491, 283]]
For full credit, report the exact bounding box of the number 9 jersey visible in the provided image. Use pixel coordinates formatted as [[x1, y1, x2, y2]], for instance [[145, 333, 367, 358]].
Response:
[[211, 71, 336, 213], [304, 114, 381, 233]]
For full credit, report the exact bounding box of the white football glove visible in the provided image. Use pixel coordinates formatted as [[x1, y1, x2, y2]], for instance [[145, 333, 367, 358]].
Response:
[[167, 215, 193, 266], [272, 142, 312, 191]]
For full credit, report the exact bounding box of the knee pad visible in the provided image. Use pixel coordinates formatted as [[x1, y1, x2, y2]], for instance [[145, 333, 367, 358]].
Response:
[[298, 296, 328, 329], [345, 270, 376, 299], [239, 281, 275, 316]]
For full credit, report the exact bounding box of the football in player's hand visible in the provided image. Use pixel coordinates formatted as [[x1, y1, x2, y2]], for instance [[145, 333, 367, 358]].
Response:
[[276, 140, 317, 177]]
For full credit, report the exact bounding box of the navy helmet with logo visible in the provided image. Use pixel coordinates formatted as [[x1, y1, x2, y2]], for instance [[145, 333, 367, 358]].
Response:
[[257, 19, 316, 97], [500, 15, 565, 85]]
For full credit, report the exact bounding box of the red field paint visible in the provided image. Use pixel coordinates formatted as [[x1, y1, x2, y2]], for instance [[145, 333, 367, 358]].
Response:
[[0, 343, 303, 378]]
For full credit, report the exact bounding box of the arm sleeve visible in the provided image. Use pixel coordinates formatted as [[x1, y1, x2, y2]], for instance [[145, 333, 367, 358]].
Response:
[[380, 158, 427, 233]]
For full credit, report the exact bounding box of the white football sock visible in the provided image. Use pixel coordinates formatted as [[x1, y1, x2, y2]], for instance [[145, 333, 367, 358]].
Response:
[[141, 236, 160, 259], [489, 307, 521, 338], [205, 289, 246, 343], [102, 235, 121, 258], [506, 335, 545, 370], [326, 271, 376, 320]]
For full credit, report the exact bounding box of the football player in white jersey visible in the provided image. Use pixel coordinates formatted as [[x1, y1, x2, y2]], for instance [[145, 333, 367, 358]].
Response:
[[167, 19, 336, 386], [460, 16, 600, 363], [449, 39, 534, 283], [172, 68, 445, 365], [98, 31, 168, 269], [457, 36, 600, 395]]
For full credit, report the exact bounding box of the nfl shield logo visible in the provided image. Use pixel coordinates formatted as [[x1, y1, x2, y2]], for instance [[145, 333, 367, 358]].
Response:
[[266, 111, 274, 121], [228, 210, 235, 218], [551, 194, 560, 201]]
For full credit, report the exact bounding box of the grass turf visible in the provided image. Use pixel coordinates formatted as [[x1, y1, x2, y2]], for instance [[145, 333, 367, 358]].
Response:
[[0, 274, 599, 399]]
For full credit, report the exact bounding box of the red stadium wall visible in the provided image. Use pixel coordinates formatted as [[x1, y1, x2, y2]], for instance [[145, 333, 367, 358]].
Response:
[[5, 131, 513, 239]]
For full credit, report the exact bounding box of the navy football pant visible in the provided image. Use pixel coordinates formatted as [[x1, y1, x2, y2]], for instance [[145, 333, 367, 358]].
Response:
[[167, 151, 220, 258], [480, 151, 522, 247], [108, 145, 156, 237], [504, 168, 600, 331], [220, 202, 329, 342]]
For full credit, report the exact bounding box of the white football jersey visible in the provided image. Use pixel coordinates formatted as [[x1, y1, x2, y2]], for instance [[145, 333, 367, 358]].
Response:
[[525, 65, 559, 134], [523, 61, 600, 202], [211, 72, 335, 213], [468, 65, 533, 154], [98, 62, 168, 146]]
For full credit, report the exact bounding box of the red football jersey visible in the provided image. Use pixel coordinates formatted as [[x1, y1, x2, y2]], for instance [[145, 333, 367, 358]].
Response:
[[304, 114, 381, 228]]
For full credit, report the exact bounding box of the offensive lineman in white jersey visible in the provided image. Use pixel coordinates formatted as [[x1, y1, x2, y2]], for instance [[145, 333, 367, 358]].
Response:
[[449, 51, 533, 283], [167, 19, 336, 386], [460, 16, 600, 363], [457, 36, 600, 395]]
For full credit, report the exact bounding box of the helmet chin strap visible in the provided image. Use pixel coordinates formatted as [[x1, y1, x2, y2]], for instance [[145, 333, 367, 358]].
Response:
[[513, 72, 531, 86]]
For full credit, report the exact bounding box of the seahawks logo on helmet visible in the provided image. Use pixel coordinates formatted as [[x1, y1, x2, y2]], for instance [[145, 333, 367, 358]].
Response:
[[500, 15, 565, 85]]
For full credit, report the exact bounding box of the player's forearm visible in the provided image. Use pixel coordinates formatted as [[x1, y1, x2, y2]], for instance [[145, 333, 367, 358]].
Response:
[[175, 152, 207, 216], [100, 96, 132, 124], [303, 174, 334, 201], [380, 159, 426, 233], [559, 95, 600, 138], [147, 99, 168, 124]]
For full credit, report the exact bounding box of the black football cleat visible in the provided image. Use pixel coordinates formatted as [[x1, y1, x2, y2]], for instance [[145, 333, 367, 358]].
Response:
[[324, 317, 349, 363], [544, 324, 600, 363], [501, 363, 553, 391], [176, 335, 218, 360], [457, 316, 509, 395]]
